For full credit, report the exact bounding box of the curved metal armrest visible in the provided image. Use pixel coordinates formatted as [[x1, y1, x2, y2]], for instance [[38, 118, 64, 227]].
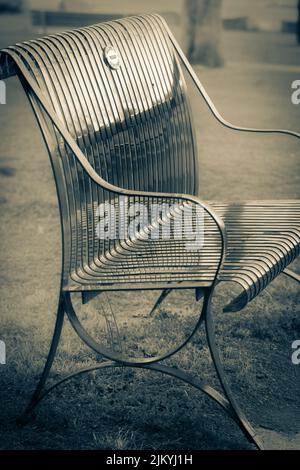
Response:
[[159, 16, 300, 142], [6, 48, 227, 279]]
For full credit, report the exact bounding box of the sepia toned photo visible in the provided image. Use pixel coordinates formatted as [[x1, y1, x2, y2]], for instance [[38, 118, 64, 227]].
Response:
[[0, 0, 299, 458]]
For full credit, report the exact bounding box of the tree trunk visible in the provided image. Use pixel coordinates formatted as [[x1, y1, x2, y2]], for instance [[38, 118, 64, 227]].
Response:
[[297, 0, 300, 45], [184, 0, 223, 67]]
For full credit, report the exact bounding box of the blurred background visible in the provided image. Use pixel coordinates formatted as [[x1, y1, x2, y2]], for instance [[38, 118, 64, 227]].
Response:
[[0, 0, 300, 65]]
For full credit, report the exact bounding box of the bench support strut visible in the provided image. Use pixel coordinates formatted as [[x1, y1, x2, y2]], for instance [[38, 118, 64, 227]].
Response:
[[17, 289, 263, 450]]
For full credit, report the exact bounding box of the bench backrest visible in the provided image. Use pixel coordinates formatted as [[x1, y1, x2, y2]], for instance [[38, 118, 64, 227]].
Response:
[[3, 14, 198, 195], [0, 15, 200, 286]]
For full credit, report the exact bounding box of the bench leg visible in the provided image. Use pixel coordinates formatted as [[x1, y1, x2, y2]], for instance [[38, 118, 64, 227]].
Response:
[[283, 268, 300, 283], [64, 290, 263, 449], [17, 296, 65, 425], [17, 290, 263, 449], [203, 291, 264, 450], [149, 286, 205, 316], [149, 288, 173, 316]]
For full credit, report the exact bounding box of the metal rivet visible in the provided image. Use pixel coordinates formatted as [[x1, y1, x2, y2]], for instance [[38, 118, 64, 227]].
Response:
[[104, 45, 121, 70]]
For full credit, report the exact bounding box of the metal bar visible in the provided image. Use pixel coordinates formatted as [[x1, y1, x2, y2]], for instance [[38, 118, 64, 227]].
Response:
[[159, 15, 300, 141], [203, 290, 264, 449], [63, 290, 207, 366], [32, 362, 236, 423], [283, 268, 300, 283], [149, 288, 173, 316], [17, 298, 65, 425]]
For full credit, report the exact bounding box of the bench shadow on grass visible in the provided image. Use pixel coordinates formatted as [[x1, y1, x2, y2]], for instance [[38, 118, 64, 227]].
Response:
[[0, 298, 256, 450]]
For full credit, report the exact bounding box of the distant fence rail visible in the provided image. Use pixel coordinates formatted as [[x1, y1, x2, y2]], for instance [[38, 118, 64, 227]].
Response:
[[31, 10, 122, 27], [31, 10, 296, 34], [31, 10, 180, 28]]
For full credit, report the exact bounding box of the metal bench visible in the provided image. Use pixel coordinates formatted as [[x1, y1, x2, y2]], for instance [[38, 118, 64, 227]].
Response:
[[1, 14, 299, 450]]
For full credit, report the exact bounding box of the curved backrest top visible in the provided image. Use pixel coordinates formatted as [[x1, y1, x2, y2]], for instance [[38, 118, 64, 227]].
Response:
[[1, 14, 198, 195]]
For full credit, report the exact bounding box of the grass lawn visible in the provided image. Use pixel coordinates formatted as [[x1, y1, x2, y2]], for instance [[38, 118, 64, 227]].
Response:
[[0, 29, 299, 449]]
